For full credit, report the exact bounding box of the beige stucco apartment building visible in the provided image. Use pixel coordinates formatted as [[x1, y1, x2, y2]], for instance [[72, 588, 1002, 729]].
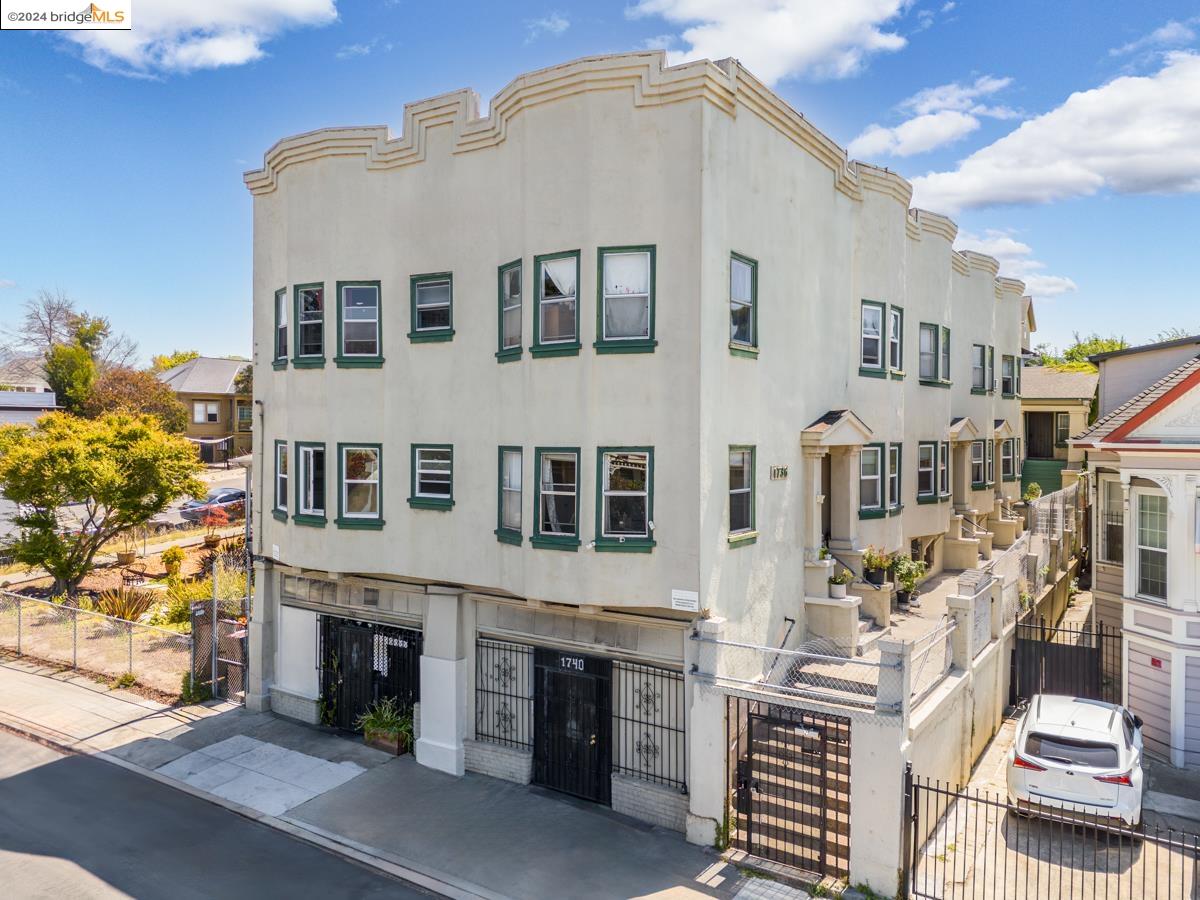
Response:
[[242, 53, 1031, 878]]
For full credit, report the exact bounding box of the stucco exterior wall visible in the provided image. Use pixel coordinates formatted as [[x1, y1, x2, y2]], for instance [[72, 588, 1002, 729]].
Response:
[[1098, 343, 1200, 416]]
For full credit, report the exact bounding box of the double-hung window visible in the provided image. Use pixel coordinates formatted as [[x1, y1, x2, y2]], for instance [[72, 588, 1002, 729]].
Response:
[[497, 261, 522, 361], [971, 344, 986, 391], [338, 445, 382, 526], [596, 449, 654, 550], [1101, 479, 1124, 565], [410, 445, 453, 509], [985, 439, 995, 485], [534, 448, 580, 547], [296, 443, 326, 524], [496, 447, 522, 543], [274, 288, 288, 366], [919, 323, 940, 380], [533, 252, 580, 355], [1055, 412, 1071, 446], [970, 441, 985, 487], [730, 254, 757, 353], [917, 443, 936, 499], [987, 346, 996, 392], [938, 441, 951, 497], [274, 441, 288, 517], [888, 444, 901, 510], [888, 307, 903, 373], [193, 401, 219, 424], [940, 327, 951, 382], [598, 247, 655, 352], [410, 274, 453, 341], [337, 282, 381, 364], [861, 301, 884, 374], [1136, 491, 1168, 601], [294, 284, 325, 363], [729, 446, 755, 539], [860, 445, 883, 514], [1001, 355, 1015, 396], [1001, 439, 1014, 480]]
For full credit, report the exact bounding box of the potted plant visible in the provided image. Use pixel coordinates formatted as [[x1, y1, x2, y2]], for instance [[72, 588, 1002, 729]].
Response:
[[861, 546, 891, 586], [355, 697, 414, 755], [202, 507, 229, 548], [1023, 482, 1042, 502], [116, 531, 137, 567], [828, 568, 854, 599], [161, 545, 185, 578], [893, 556, 928, 606]]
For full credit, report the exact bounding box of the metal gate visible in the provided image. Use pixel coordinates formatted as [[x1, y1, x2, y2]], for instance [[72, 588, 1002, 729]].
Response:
[[1013, 618, 1122, 705], [533, 647, 612, 805], [191, 608, 246, 702], [319, 615, 422, 731], [728, 697, 852, 879]]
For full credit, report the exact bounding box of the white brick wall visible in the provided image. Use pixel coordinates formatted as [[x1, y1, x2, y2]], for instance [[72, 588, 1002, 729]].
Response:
[[269, 686, 320, 724], [611, 774, 688, 832], [464, 739, 532, 784]]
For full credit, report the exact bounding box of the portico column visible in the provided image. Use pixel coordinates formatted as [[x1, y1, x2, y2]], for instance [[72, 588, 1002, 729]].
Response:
[[953, 442, 971, 513], [415, 587, 467, 775], [829, 447, 858, 551], [802, 446, 827, 560]]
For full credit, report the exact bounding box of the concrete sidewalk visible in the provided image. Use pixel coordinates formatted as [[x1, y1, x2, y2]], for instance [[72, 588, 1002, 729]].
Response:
[[0, 656, 812, 900]]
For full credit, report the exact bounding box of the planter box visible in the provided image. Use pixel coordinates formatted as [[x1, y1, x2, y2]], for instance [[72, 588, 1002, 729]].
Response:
[[364, 729, 411, 756]]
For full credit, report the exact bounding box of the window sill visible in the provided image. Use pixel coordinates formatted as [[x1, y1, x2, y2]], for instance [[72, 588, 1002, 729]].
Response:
[[1002, 475, 1017, 483], [859, 367, 886, 379], [887, 504, 904, 517], [530, 534, 580, 551], [272, 359, 288, 371], [890, 370, 906, 380], [729, 343, 759, 359], [728, 530, 757, 546], [971, 483, 986, 491], [495, 348, 522, 363], [916, 495, 940, 505], [495, 528, 522, 546], [293, 513, 327, 528], [408, 497, 454, 510], [1001, 392, 1016, 399], [530, 342, 581, 358], [271, 509, 288, 522], [292, 358, 326, 369], [859, 508, 886, 520], [334, 356, 385, 368], [595, 339, 657, 355], [336, 517, 385, 530], [919, 379, 951, 389], [594, 538, 655, 553], [970, 387, 986, 395], [408, 330, 455, 343]]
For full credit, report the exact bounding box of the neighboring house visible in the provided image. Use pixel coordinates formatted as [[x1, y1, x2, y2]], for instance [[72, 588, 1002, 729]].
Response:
[[158, 356, 252, 462], [1019, 366, 1098, 494], [241, 52, 1030, 879], [1073, 349, 1200, 768], [0, 390, 58, 544], [1092, 334, 1200, 418], [0, 352, 50, 392]]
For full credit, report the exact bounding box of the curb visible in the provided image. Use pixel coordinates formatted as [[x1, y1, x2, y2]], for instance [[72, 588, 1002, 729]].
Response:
[[0, 711, 504, 900]]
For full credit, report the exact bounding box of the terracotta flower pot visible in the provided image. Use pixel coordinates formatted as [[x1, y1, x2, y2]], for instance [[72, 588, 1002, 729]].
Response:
[[364, 728, 410, 756], [203, 534, 221, 548]]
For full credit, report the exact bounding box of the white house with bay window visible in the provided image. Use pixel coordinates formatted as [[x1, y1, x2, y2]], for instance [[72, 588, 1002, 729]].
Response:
[[1075, 342, 1200, 768], [242, 52, 1030, 866]]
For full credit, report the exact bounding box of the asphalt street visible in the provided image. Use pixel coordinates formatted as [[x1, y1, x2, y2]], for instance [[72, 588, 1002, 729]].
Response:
[[0, 729, 429, 899]]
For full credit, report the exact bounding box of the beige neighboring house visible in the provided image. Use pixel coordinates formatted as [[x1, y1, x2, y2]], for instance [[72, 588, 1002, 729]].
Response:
[[1019, 366, 1098, 494], [0, 352, 50, 393], [158, 356, 252, 463], [1073, 343, 1200, 768], [241, 52, 1034, 891]]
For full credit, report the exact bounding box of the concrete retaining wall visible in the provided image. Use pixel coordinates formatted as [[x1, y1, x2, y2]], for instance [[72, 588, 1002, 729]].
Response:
[[464, 739, 532, 784], [611, 774, 688, 832], [269, 686, 320, 724]]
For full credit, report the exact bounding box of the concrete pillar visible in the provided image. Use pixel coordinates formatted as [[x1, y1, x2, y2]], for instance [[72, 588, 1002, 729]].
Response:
[[245, 560, 274, 712], [876, 638, 912, 723], [953, 442, 971, 512], [686, 617, 727, 847], [415, 588, 467, 776], [848, 718, 908, 895], [802, 447, 827, 560], [947, 594, 973, 668], [990, 579, 1004, 640]]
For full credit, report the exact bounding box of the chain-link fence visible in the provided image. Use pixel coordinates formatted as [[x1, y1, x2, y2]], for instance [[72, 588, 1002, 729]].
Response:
[[190, 545, 251, 703], [0, 590, 192, 695]]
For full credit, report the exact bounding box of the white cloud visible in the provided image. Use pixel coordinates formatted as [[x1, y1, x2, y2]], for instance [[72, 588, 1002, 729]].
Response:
[[848, 74, 1014, 159], [955, 229, 1077, 299], [627, 0, 909, 85], [1110, 19, 1196, 57], [525, 12, 570, 43], [911, 51, 1200, 212], [336, 37, 393, 59], [0, 279, 15, 290], [63, 0, 338, 76]]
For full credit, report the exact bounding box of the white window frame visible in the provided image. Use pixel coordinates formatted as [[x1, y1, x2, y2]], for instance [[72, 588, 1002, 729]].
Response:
[[985, 439, 995, 485], [275, 289, 288, 361], [919, 323, 938, 379], [193, 401, 219, 424], [341, 284, 380, 357], [1099, 476, 1125, 565], [970, 441, 985, 486], [538, 256, 578, 346], [414, 278, 452, 333], [917, 443, 936, 498], [1055, 412, 1071, 445], [1001, 439, 1014, 478], [1134, 488, 1168, 602], [297, 286, 324, 358], [501, 262, 522, 352], [1001, 355, 1015, 395], [860, 446, 882, 510], [414, 446, 453, 499], [299, 445, 326, 516], [600, 250, 651, 342], [971, 344, 986, 390], [729, 255, 756, 348], [341, 446, 380, 519], [987, 346, 996, 392], [888, 308, 903, 372], [601, 450, 650, 539], [888, 444, 901, 509], [861, 303, 883, 370], [275, 443, 288, 513], [940, 327, 951, 382], [538, 451, 578, 537], [500, 448, 522, 532], [938, 441, 951, 496], [729, 448, 754, 534]]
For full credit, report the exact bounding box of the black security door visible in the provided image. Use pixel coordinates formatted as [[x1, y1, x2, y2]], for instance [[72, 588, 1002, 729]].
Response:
[[533, 648, 612, 804], [336, 624, 375, 730], [1026, 411, 1055, 460]]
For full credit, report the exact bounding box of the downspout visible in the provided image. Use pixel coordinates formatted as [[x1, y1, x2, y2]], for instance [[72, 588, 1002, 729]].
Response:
[[254, 399, 265, 560]]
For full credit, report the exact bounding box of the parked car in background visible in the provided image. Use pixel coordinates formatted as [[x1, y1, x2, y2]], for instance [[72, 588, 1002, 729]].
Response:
[[180, 488, 246, 524], [1007, 694, 1144, 826]]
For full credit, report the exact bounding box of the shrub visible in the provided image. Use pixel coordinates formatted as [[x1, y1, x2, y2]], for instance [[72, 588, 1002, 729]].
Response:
[[161, 576, 211, 624], [94, 587, 158, 622], [161, 545, 185, 576], [1023, 482, 1042, 501], [355, 696, 414, 744], [111, 672, 136, 689], [202, 506, 230, 535], [180, 672, 212, 704]]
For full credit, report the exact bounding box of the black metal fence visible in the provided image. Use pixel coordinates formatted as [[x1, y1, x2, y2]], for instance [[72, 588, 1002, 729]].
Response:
[[612, 660, 686, 791], [318, 615, 422, 731], [903, 768, 1199, 899], [1013, 618, 1123, 706], [476, 638, 534, 749]]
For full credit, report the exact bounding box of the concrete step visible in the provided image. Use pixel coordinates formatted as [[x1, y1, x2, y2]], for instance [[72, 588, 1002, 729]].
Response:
[[856, 623, 888, 656]]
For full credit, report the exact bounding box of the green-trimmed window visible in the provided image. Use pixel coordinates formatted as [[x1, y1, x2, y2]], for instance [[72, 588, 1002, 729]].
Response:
[[888, 306, 904, 373], [295, 442, 327, 526], [939, 441, 951, 497], [888, 444, 902, 512], [729, 446, 755, 540], [273, 440, 288, 519], [409, 444, 453, 509], [497, 261, 522, 362], [1001, 354, 1015, 396], [294, 284, 325, 365], [496, 446, 522, 544], [970, 441, 985, 488], [729, 253, 757, 355], [1055, 412, 1071, 446], [860, 444, 884, 515], [1001, 439, 1015, 481], [986, 439, 995, 485], [337, 444, 383, 528], [987, 345, 996, 393], [336, 282, 382, 365], [860, 301, 885, 375], [971, 344, 986, 392], [917, 442, 936, 500], [595, 448, 654, 551], [410, 274, 453, 342], [273, 288, 288, 368], [919, 323, 938, 380], [532, 251, 580, 357], [596, 247, 656, 353], [941, 327, 951, 382], [532, 447, 580, 548]]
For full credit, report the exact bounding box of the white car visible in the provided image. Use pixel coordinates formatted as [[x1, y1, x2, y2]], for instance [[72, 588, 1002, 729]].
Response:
[[1006, 694, 1144, 827]]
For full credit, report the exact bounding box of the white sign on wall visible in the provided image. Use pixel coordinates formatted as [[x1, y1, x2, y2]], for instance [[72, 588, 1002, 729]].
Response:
[[670, 589, 699, 612]]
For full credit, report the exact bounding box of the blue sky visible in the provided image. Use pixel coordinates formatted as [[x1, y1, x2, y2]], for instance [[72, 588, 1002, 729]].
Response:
[[1, 0, 1197, 359]]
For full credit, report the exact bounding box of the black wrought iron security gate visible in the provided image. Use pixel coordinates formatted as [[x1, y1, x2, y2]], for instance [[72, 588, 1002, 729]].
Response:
[[728, 697, 851, 879], [533, 647, 612, 804], [319, 615, 422, 731], [1012, 618, 1121, 706]]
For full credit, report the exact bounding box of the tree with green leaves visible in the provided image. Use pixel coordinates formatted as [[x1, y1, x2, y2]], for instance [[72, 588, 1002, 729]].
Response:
[[0, 413, 204, 595], [1061, 332, 1128, 365], [43, 342, 96, 413], [150, 349, 200, 373]]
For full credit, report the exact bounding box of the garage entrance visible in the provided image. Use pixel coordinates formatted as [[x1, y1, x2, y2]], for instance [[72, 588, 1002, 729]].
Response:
[[318, 615, 422, 731], [533, 647, 612, 805]]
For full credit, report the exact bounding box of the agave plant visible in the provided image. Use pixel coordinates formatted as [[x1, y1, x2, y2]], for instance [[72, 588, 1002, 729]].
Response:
[[94, 587, 158, 622]]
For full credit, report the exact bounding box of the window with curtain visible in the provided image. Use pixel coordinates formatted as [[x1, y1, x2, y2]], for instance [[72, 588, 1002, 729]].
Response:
[[919, 323, 937, 379], [193, 401, 218, 424], [500, 263, 521, 351], [298, 287, 324, 357], [1137, 492, 1167, 600], [601, 451, 650, 538], [917, 443, 935, 497], [539, 257, 577, 344], [342, 447, 380, 518], [971, 344, 986, 390], [860, 446, 882, 509], [889, 308, 903, 371], [1102, 479, 1124, 565], [539, 451, 578, 536], [861, 302, 883, 369], [341, 285, 379, 356], [500, 448, 522, 533], [415, 278, 452, 332], [601, 251, 651, 341], [300, 445, 325, 516], [729, 448, 754, 533]]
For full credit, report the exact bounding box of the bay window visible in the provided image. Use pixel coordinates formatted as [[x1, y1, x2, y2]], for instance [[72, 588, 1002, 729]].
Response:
[[971, 344, 986, 391], [296, 442, 326, 524], [917, 443, 936, 499], [599, 248, 654, 351], [597, 448, 653, 549], [339, 282, 381, 361], [274, 288, 288, 365], [970, 441, 985, 487], [888, 444, 901, 509], [861, 301, 884, 372], [1001, 439, 1014, 480], [295, 284, 324, 361], [1001, 355, 1015, 395], [939, 441, 951, 496], [274, 441, 288, 515], [889, 307, 903, 372], [919, 323, 938, 380], [987, 345, 995, 392], [534, 252, 579, 354], [985, 439, 994, 485], [940, 327, 951, 382], [1136, 491, 1168, 600]]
